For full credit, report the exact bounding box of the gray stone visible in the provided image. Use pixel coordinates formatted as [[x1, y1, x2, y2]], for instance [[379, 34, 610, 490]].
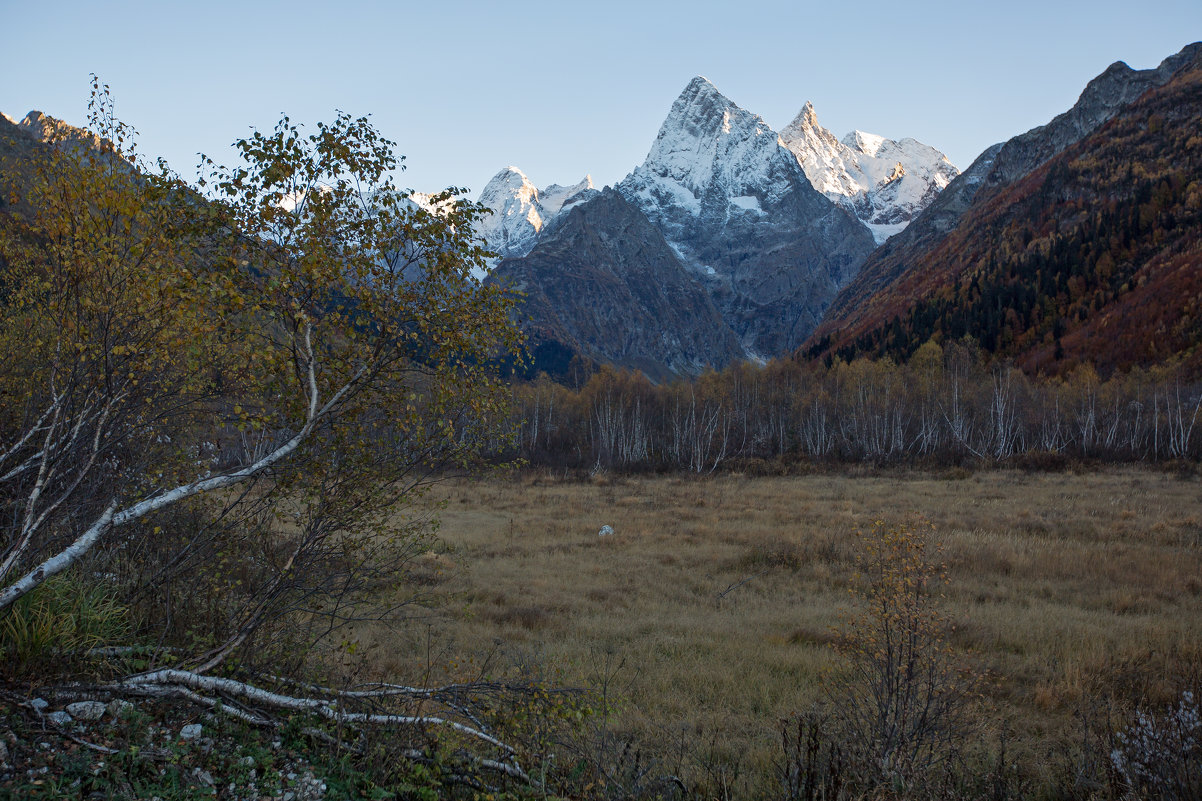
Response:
[[0, 739, 8, 764], [46, 710, 72, 726], [107, 699, 134, 718], [598, 525, 614, 537], [29, 698, 48, 712], [66, 701, 106, 721], [295, 771, 326, 801], [179, 723, 202, 741]]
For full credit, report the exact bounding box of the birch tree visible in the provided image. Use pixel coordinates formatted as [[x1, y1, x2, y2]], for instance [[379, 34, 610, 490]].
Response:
[[0, 83, 521, 659], [0, 83, 543, 787]]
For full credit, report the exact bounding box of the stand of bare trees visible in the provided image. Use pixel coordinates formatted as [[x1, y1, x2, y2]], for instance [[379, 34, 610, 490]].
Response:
[[508, 341, 1202, 471]]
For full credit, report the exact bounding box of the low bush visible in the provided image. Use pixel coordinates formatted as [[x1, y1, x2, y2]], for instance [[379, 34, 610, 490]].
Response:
[[1111, 689, 1202, 800]]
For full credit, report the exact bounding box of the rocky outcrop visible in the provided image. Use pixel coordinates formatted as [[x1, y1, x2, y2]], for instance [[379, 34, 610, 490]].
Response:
[[779, 102, 958, 244], [488, 189, 744, 379]]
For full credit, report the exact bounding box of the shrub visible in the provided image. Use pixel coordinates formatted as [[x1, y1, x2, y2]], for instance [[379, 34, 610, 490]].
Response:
[[1110, 689, 1202, 800], [826, 519, 976, 793], [778, 711, 846, 801]]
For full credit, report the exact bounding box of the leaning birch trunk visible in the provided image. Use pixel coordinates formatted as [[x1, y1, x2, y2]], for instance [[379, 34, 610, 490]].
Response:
[[0, 329, 360, 614]]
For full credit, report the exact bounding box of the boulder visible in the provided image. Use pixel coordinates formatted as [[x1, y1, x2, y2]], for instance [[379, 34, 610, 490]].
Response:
[[66, 701, 106, 721]]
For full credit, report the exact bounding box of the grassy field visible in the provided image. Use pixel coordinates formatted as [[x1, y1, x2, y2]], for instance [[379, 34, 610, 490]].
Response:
[[364, 467, 1202, 795]]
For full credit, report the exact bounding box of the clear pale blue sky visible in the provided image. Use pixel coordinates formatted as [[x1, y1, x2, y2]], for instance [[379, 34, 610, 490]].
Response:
[[3, 0, 1200, 197]]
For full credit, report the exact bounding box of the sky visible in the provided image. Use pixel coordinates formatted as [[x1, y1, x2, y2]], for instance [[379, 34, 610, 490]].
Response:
[[3, 0, 1201, 199]]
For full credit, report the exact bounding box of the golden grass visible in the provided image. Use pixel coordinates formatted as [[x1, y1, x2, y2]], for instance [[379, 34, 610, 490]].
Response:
[[361, 467, 1202, 788]]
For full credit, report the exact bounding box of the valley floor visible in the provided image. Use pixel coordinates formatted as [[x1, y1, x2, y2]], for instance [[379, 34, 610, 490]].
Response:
[[366, 467, 1202, 795]]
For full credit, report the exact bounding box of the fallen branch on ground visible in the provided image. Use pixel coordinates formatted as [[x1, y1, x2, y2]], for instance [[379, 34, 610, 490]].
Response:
[[48, 667, 535, 786]]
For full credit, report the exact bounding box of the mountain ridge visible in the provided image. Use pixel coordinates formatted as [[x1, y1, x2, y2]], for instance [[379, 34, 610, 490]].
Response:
[[805, 41, 1202, 376], [615, 76, 876, 358], [473, 167, 596, 265], [779, 101, 958, 244], [818, 41, 1202, 338], [488, 188, 744, 380]]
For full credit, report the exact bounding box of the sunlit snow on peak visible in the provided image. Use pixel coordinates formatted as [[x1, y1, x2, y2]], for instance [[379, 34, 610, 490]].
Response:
[[843, 130, 887, 158], [779, 101, 959, 243], [472, 167, 598, 270], [620, 74, 797, 226]]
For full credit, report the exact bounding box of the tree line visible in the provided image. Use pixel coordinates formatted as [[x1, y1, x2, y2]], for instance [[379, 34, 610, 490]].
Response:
[[505, 340, 1202, 471]]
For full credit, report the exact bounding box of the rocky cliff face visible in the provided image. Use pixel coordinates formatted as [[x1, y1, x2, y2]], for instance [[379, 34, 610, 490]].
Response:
[[463, 77, 967, 375], [488, 188, 743, 379], [0, 110, 123, 224], [819, 41, 1202, 332], [617, 77, 875, 358], [10, 110, 74, 142], [779, 103, 958, 244]]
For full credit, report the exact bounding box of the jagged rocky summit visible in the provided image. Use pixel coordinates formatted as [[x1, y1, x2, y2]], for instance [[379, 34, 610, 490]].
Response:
[[478, 77, 961, 377], [613, 77, 875, 359], [3, 109, 100, 147], [475, 167, 595, 262], [779, 102, 959, 244]]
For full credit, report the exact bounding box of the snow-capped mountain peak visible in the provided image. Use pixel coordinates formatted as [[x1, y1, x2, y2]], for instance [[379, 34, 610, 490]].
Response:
[[842, 129, 887, 158], [615, 77, 876, 358], [796, 101, 818, 128], [619, 76, 803, 234], [538, 174, 595, 218], [474, 166, 549, 261], [779, 102, 863, 198], [474, 167, 596, 265], [780, 103, 959, 243]]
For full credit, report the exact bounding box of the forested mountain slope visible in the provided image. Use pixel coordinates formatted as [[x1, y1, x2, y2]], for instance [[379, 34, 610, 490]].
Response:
[[807, 43, 1202, 375]]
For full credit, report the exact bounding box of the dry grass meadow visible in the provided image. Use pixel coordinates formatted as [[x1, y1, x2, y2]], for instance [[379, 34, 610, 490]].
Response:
[[364, 467, 1202, 792]]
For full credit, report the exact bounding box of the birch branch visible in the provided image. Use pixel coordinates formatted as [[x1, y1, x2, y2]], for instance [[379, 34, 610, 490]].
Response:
[[121, 668, 522, 760], [0, 502, 117, 610], [0, 363, 368, 612]]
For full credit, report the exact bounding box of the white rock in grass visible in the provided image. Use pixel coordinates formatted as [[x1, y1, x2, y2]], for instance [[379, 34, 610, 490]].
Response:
[[598, 525, 614, 537], [180, 723, 202, 740], [67, 701, 106, 721]]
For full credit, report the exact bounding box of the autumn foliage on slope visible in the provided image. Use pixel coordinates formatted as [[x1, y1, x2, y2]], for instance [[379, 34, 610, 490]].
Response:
[[806, 61, 1202, 376]]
